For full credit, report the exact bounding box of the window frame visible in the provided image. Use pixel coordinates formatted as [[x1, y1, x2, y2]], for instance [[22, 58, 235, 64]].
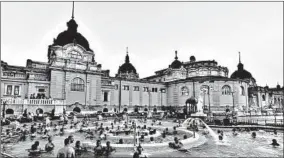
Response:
[[222, 85, 231, 95], [6, 85, 12, 95], [71, 77, 85, 92]]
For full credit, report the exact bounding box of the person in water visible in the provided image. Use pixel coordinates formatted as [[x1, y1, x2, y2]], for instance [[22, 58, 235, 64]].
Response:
[[29, 141, 42, 157], [251, 132, 256, 138], [68, 135, 74, 144], [94, 140, 104, 156], [75, 140, 87, 156], [219, 135, 223, 141], [271, 139, 280, 146], [273, 129, 277, 135], [57, 138, 75, 158], [169, 137, 183, 149], [104, 141, 116, 156], [45, 136, 55, 152]]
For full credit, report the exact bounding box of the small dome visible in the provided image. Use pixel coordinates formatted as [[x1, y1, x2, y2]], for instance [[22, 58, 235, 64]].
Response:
[[118, 51, 137, 74], [118, 63, 137, 74], [171, 51, 182, 69], [186, 96, 198, 104], [231, 57, 255, 81], [230, 68, 254, 80], [190, 56, 196, 62], [53, 19, 92, 52]]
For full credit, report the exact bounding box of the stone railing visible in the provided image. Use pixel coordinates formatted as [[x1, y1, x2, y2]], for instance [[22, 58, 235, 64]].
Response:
[[1, 98, 65, 105]]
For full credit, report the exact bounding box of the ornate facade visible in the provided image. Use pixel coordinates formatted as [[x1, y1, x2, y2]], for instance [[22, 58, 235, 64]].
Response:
[[1, 9, 283, 116]]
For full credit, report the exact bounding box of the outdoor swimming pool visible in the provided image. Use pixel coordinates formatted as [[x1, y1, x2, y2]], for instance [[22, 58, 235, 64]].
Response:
[[1, 119, 283, 157]]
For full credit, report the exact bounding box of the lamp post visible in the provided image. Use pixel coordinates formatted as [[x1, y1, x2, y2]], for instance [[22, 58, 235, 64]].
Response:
[[231, 91, 235, 119], [118, 76, 122, 113]]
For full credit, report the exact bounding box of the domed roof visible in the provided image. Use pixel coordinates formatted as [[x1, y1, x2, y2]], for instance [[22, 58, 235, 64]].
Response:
[[230, 52, 255, 81], [52, 18, 92, 52], [171, 51, 182, 69], [186, 96, 198, 104], [118, 51, 137, 74], [230, 63, 254, 80], [190, 56, 196, 62]]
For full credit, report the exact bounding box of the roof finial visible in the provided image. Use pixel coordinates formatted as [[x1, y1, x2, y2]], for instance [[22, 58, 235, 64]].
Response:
[[239, 51, 241, 63], [175, 50, 178, 60], [71, 1, 75, 19], [125, 47, 129, 63]]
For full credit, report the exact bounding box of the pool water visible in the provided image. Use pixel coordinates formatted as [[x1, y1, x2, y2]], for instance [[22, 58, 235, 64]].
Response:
[[1, 120, 283, 157]]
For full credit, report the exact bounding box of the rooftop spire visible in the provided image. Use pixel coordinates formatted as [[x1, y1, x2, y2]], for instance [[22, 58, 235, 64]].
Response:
[[175, 50, 178, 60], [71, 1, 74, 19], [239, 51, 241, 63], [125, 47, 129, 63]]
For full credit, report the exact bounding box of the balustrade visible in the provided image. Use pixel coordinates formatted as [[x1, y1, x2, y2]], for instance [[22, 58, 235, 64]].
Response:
[[1, 98, 65, 105]]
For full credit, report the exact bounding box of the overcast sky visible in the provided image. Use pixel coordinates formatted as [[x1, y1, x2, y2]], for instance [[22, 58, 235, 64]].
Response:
[[1, 2, 283, 87]]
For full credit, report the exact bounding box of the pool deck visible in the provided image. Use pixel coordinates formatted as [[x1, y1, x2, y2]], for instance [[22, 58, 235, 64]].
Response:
[[208, 125, 284, 130]]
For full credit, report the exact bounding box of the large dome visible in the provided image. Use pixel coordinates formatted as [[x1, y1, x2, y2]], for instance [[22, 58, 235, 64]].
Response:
[[53, 19, 92, 52]]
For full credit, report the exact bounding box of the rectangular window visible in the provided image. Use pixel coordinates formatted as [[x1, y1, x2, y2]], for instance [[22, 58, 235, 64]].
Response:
[[123, 85, 129, 91], [38, 88, 45, 93], [134, 86, 139, 91], [14, 86, 20, 95], [6, 85, 12, 95], [104, 92, 108, 102], [160, 88, 166, 93], [143, 87, 149, 92]]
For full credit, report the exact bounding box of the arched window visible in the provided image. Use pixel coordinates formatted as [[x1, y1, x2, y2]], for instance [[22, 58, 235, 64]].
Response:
[[71, 78, 84, 92], [222, 85, 231, 95], [240, 86, 245, 96], [181, 86, 189, 96], [262, 95, 266, 101]]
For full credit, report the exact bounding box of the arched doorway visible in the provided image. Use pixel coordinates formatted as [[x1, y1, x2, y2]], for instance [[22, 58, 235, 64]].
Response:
[[37, 108, 43, 114], [73, 107, 81, 113], [134, 107, 139, 113], [144, 108, 148, 112], [123, 108, 128, 112], [114, 108, 117, 113], [6, 109, 14, 114], [103, 108, 108, 113]]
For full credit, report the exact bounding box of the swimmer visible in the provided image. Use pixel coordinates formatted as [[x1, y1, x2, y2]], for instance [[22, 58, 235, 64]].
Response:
[[94, 140, 104, 156], [219, 135, 223, 141], [271, 139, 280, 146], [251, 132, 256, 138], [45, 136, 55, 152], [273, 129, 277, 135], [104, 141, 116, 156]]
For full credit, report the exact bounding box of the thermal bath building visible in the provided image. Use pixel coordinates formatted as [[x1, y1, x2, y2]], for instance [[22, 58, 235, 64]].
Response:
[[1, 12, 283, 117]]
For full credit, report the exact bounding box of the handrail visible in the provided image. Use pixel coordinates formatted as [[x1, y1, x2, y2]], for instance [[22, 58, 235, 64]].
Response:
[[1, 152, 17, 158]]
